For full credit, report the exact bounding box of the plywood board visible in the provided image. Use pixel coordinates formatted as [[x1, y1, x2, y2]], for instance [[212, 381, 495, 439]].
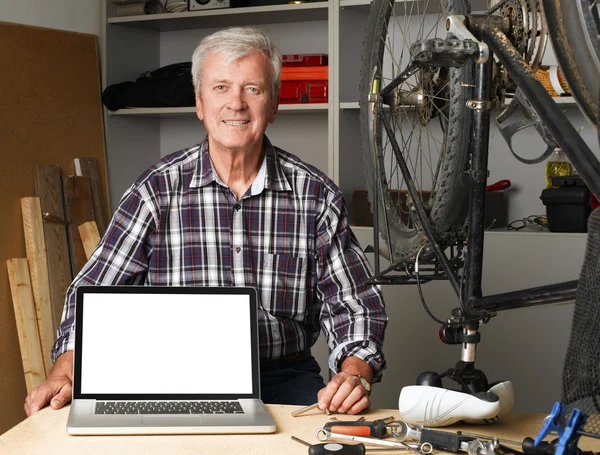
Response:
[[7, 258, 46, 394], [34, 164, 72, 333], [0, 22, 108, 433], [20, 198, 55, 377]]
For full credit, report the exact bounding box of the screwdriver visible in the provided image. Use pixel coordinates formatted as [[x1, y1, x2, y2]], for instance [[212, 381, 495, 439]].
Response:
[[323, 419, 390, 438], [457, 432, 563, 455], [292, 436, 366, 454]]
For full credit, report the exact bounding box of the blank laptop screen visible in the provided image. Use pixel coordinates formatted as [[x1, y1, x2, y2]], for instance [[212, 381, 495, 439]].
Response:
[[77, 290, 254, 396]]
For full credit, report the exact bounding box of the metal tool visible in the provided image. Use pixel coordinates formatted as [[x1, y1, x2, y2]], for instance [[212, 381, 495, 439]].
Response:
[[390, 420, 475, 453], [392, 421, 422, 442], [457, 431, 522, 446], [292, 403, 331, 417], [292, 436, 366, 454], [382, 419, 561, 455], [324, 417, 396, 438], [458, 431, 563, 455], [316, 429, 433, 454], [466, 438, 499, 455], [330, 417, 366, 423], [42, 212, 67, 225]]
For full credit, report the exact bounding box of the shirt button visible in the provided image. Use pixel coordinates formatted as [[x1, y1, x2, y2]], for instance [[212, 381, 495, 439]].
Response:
[[234, 246, 241, 253], [234, 203, 241, 211]]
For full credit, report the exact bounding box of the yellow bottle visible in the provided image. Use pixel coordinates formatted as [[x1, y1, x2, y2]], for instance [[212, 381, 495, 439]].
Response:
[[545, 147, 572, 188]]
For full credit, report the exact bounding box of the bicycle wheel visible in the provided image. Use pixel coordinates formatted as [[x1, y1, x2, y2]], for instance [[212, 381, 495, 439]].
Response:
[[545, 0, 600, 129], [360, 0, 473, 262]]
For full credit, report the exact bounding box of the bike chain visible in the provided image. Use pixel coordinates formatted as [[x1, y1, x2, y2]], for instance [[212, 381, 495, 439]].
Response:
[[486, 0, 527, 56]]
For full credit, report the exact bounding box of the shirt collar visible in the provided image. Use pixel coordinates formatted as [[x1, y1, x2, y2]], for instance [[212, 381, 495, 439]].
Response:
[[190, 136, 291, 193]]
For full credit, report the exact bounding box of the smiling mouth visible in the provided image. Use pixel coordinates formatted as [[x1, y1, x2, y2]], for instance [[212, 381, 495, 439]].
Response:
[[223, 120, 250, 125]]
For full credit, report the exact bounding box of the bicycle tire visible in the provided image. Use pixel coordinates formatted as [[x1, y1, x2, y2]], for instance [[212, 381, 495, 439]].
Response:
[[360, 0, 473, 262], [544, 0, 600, 129]]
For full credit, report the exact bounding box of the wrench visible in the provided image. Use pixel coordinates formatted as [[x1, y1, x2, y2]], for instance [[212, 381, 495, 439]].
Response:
[[316, 429, 434, 454]]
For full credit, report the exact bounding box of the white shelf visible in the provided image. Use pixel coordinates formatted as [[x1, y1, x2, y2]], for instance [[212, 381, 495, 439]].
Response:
[[279, 103, 328, 113], [340, 0, 488, 12], [340, 101, 360, 110], [340, 0, 370, 7], [108, 2, 329, 31], [108, 104, 328, 117], [504, 96, 577, 106], [553, 97, 577, 105], [108, 107, 195, 117]]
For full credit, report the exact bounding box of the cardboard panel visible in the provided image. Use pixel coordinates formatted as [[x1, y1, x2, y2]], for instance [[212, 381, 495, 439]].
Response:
[[0, 22, 108, 433]]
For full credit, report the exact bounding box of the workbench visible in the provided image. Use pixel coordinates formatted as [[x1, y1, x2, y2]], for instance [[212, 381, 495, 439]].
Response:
[[1, 404, 599, 454]]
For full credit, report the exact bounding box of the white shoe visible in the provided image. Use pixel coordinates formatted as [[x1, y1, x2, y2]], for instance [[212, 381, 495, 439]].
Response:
[[398, 384, 510, 428], [462, 381, 514, 424]]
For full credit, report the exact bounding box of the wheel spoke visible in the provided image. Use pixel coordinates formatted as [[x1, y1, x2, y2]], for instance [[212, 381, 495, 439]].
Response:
[[361, 0, 472, 256]]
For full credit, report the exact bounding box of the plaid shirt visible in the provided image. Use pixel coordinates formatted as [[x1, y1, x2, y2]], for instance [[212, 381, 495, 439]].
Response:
[[52, 137, 387, 379]]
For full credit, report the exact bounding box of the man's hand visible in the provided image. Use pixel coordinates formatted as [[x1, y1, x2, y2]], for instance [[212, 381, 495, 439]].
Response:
[[24, 351, 73, 417], [317, 357, 373, 415]]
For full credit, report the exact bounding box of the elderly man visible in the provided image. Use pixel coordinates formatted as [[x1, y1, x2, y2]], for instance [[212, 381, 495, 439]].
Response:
[[25, 26, 387, 417]]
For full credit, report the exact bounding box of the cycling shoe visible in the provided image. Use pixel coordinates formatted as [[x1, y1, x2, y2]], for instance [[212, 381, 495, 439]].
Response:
[[398, 382, 513, 427]]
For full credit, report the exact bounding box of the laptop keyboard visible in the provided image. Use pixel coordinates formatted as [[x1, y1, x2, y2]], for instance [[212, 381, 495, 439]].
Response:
[[94, 401, 245, 415]]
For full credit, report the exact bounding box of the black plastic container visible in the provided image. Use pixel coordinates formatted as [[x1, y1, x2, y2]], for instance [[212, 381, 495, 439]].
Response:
[[540, 176, 591, 233]]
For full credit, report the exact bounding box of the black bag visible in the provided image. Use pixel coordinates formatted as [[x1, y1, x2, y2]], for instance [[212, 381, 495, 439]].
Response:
[[102, 62, 195, 110]]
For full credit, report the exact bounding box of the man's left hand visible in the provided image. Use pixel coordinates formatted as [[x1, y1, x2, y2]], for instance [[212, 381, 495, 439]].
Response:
[[317, 358, 373, 414]]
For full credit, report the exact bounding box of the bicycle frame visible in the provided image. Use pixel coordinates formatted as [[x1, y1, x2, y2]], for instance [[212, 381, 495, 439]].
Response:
[[370, 1, 600, 316], [463, 9, 600, 313]]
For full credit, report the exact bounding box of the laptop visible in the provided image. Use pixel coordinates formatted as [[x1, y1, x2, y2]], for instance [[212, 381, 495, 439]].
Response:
[[67, 285, 277, 435]]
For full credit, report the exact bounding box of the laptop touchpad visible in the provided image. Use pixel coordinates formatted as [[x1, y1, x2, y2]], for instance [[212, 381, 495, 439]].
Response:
[[141, 416, 204, 426]]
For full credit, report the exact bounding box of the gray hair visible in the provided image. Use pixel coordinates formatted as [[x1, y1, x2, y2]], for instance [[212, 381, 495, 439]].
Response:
[[191, 27, 282, 100]]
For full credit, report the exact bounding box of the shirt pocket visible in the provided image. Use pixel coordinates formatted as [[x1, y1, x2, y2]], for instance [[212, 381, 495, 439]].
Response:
[[256, 253, 307, 320]]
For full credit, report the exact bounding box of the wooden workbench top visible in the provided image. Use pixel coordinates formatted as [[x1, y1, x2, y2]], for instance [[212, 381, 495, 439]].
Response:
[[1, 404, 598, 454]]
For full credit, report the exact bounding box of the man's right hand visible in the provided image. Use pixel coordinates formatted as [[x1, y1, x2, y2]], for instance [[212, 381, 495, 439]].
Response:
[[24, 351, 74, 417]]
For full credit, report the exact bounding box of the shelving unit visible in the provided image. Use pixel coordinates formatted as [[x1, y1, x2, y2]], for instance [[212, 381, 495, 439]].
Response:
[[100, 0, 509, 211], [102, 0, 333, 210], [107, 3, 329, 30], [101, 0, 591, 224]]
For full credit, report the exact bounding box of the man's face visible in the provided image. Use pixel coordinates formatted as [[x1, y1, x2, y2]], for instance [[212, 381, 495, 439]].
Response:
[[196, 50, 279, 154]]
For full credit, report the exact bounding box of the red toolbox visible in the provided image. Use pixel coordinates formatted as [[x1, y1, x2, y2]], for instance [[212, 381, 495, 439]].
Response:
[[280, 80, 328, 104], [282, 53, 328, 67], [280, 54, 328, 103], [281, 66, 328, 81]]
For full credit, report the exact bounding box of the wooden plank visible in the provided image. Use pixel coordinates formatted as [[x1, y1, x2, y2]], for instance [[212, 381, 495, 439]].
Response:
[[74, 158, 108, 236], [0, 20, 108, 433], [20, 197, 54, 377], [33, 164, 72, 334], [62, 176, 95, 276], [78, 221, 100, 260], [7, 259, 47, 394]]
